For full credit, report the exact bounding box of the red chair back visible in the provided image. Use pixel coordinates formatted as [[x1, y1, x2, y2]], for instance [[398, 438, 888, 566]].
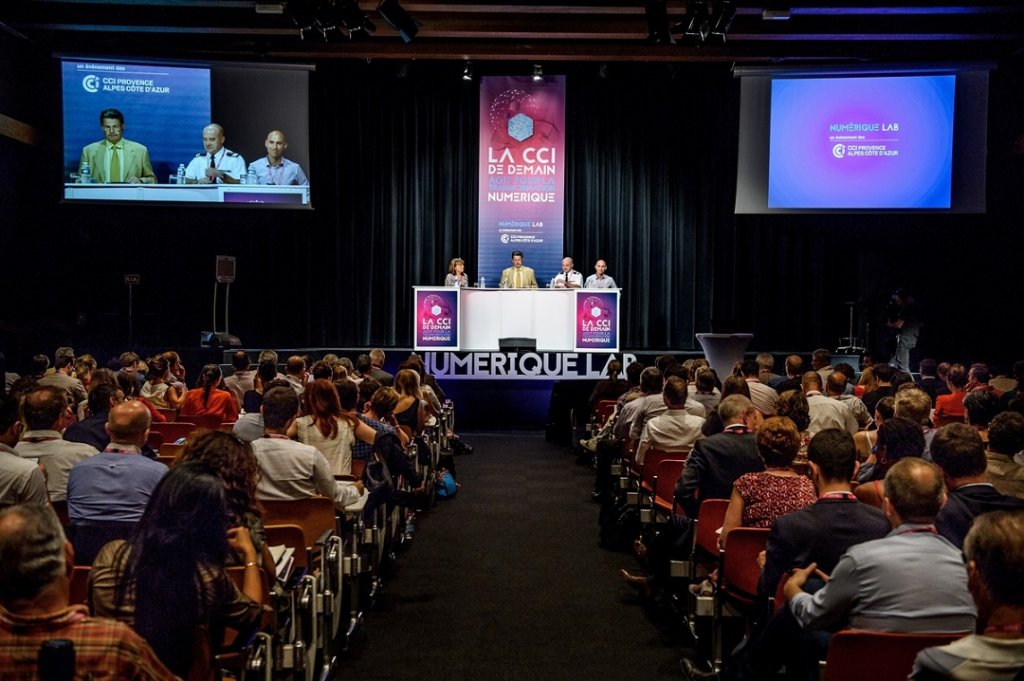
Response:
[[176, 413, 226, 430], [694, 498, 730, 558], [719, 527, 770, 606], [653, 458, 687, 515], [593, 399, 617, 427], [149, 421, 197, 443], [823, 630, 965, 681]]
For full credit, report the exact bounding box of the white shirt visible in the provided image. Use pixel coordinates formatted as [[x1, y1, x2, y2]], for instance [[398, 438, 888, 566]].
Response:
[[252, 436, 363, 508], [552, 270, 583, 288], [184, 147, 246, 183], [15, 431, 98, 502], [636, 410, 705, 465]]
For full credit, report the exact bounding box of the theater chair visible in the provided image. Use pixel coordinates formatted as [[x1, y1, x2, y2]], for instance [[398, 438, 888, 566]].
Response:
[[176, 413, 229, 430], [593, 399, 617, 428], [70, 521, 136, 566], [220, 566, 275, 681], [149, 421, 196, 443], [639, 450, 689, 528], [648, 457, 688, 527], [712, 527, 770, 671], [821, 630, 964, 681], [69, 565, 91, 607], [683, 499, 729, 643], [263, 498, 345, 680]]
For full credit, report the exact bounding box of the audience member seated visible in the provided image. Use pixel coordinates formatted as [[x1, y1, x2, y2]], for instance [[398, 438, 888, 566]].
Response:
[[854, 365, 877, 399], [756, 352, 781, 385], [0, 394, 48, 508], [691, 366, 721, 414], [283, 355, 308, 396], [855, 416, 926, 505], [635, 376, 705, 466], [139, 355, 185, 412], [0, 503, 176, 680], [825, 371, 871, 430], [854, 395, 895, 463], [771, 354, 804, 394], [613, 366, 663, 442], [967, 363, 1003, 398], [66, 400, 167, 523], [708, 429, 891, 681], [778, 459, 976, 678], [222, 352, 254, 410], [742, 359, 779, 417], [776, 389, 811, 459], [803, 371, 858, 437], [935, 363, 969, 424], [911, 510, 1024, 680], [242, 359, 278, 414], [160, 350, 188, 392], [931, 423, 1024, 549], [252, 387, 364, 509], [393, 368, 432, 437], [985, 411, 1024, 500], [14, 387, 97, 502], [368, 348, 394, 386], [963, 390, 1000, 444], [916, 358, 949, 402], [117, 370, 166, 424], [37, 347, 87, 408], [89, 463, 263, 679], [588, 359, 629, 411], [64, 382, 124, 451], [701, 375, 754, 437], [862, 363, 897, 415], [180, 364, 240, 424], [353, 382, 409, 462], [289, 379, 376, 476]]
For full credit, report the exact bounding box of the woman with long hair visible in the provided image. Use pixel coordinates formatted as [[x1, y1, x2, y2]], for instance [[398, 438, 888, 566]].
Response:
[[89, 463, 263, 680], [287, 379, 376, 475], [178, 430, 277, 584], [140, 355, 186, 411], [180, 363, 239, 423], [393, 368, 427, 436]]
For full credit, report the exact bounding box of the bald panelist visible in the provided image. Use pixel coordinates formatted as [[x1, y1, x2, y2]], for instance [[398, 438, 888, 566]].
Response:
[[250, 130, 309, 186], [184, 123, 246, 184]]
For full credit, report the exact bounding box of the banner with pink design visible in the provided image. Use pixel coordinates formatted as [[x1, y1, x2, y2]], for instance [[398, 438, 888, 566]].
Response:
[[413, 287, 460, 350], [574, 290, 620, 352], [477, 75, 566, 286]]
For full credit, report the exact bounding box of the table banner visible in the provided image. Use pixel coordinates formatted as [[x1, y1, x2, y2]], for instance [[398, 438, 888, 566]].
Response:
[[413, 287, 460, 351], [574, 290, 620, 352], [477, 75, 566, 286]]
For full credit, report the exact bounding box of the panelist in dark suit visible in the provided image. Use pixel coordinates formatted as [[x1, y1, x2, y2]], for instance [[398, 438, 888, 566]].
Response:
[[78, 108, 156, 184], [675, 394, 764, 519]]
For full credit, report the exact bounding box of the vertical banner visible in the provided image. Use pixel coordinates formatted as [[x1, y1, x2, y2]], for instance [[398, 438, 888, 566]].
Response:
[[575, 290, 620, 352], [413, 287, 461, 351], [478, 76, 566, 286]]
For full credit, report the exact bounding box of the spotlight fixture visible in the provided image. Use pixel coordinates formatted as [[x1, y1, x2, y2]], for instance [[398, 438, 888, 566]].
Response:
[[644, 0, 672, 45], [462, 61, 473, 82], [377, 0, 418, 43], [708, 1, 736, 43], [532, 64, 543, 82]]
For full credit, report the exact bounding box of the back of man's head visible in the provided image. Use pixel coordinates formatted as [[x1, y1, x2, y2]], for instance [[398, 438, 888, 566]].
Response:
[[740, 359, 760, 378], [53, 350, 75, 371], [807, 428, 857, 483], [719, 395, 754, 425], [876, 417, 926, 465], [664, 363, 689, 382], [963, 510, 1024, 608], [258, 349, 279, 365], [931, 423, 988, 480], [22, 387, 67, 431], [964, 390, 1000, 428], [334, 380, 359, 411], [370, 348, 386, 366], [106, 400, 151, 445], [756, 353, 774, 373], [87, 383, 121, 416], [825, 371, 848, 396], [918, 358, 937, 377], [119, 351, 139, 370], [0, 504, 67, 604], [987, 411, 1024, 456], [894, 387, 932, 426], [969, 363, 991, 385], [873, 363, 895, 383], [785, 355, 804, 378], [833, 363, 857, 383], [262, 387, 299, 430], [663, 377, 688, 407], [801, 371, 823, 393], [355, 354, 373, 375], [285, 356, 305, 377], [695, 367, 716, 392], [654, 354, 676, 373], [309, 361, 332, 381], [357, 378, 381, 408], [812, 348, 831, 369], [884, 458, 946, 524], [625, 361, 646, 387], [231, 351, 250, 371], [639, 367, 664, 395]]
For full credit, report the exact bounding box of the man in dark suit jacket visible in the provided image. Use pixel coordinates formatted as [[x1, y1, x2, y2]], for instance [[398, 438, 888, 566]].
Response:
[[771, 354, 804, 394], [932, 423, 1024, 548], [699, 429, 892, 681], [675, 394, 764, 519]]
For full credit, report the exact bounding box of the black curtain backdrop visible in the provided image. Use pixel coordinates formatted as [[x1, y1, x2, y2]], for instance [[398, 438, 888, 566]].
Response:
[[3, 46, 1024, 370]]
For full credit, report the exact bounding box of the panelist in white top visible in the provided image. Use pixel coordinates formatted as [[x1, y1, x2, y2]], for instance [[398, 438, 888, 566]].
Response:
[[551, 257, 583, 288], [184, 123, 246, 185], [584, 259, 618, 288]]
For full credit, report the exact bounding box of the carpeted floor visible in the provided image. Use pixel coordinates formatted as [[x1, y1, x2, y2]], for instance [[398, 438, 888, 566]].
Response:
[[335, 431, 694, 681]]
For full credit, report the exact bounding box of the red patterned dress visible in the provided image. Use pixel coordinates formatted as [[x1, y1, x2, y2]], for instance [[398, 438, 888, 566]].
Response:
[[734, 470, 818, 527]]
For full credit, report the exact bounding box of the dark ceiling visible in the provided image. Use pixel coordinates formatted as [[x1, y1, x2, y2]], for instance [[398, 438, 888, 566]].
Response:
[[3, 1, 1024, 64]]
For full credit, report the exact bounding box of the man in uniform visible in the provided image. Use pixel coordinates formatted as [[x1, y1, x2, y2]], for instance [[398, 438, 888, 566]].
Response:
[[184, 123, 245, 184]]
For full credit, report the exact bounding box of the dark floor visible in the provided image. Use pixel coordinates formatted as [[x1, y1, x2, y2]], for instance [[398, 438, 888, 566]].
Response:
[[335, 431, 696, 681]]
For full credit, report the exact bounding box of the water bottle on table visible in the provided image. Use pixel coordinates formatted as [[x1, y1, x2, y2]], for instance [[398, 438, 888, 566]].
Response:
[[175, 163, 185, 184], [247, 165, 257, 185], [80, 162, 91, 183]]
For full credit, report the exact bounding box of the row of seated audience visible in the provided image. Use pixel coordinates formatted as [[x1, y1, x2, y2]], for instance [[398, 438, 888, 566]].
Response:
[[0, 344, 451, 678], [581, 350, 1024, 680]]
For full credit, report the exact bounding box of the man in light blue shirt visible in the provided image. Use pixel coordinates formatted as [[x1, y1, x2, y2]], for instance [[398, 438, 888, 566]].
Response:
[[249, 130, 309, 186], [583, 259, 617, 288]]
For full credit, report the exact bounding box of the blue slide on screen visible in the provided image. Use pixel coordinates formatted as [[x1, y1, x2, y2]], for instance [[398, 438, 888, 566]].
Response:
[[768, 75, 956, 209], [62, 60, 211, 183]]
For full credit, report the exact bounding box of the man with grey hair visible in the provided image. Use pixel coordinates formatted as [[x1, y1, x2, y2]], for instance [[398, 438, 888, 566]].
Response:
[[368, 348, 394, 386], [183, 122, 245, 184], [0, 503, 176, 679]]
